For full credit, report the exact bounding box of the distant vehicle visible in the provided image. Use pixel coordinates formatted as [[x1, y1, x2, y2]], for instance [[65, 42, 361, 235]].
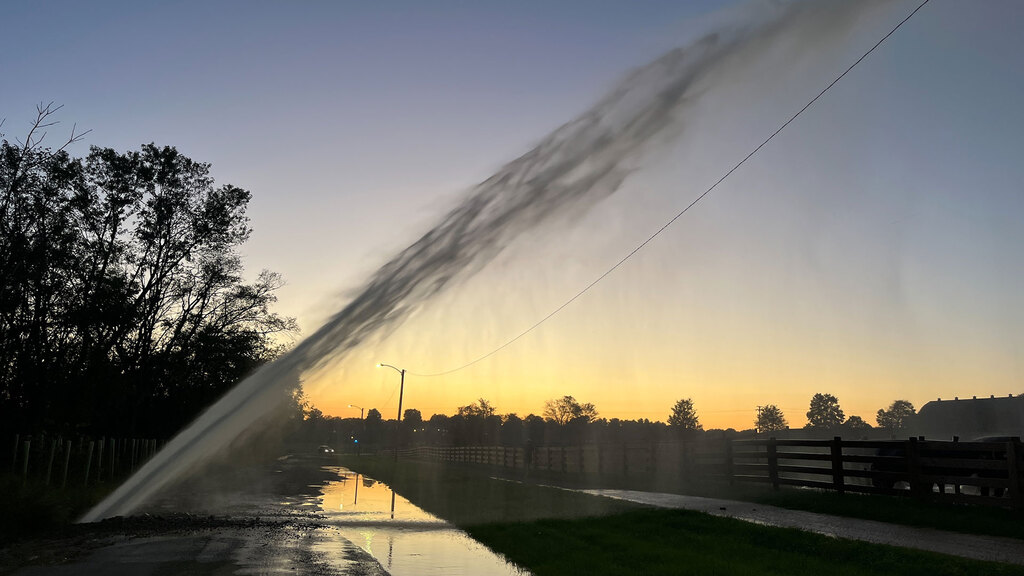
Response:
[[317, 445, 335, 454]]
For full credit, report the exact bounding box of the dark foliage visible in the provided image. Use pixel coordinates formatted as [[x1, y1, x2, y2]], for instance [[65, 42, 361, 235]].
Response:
[[0, 106, 296, 437]]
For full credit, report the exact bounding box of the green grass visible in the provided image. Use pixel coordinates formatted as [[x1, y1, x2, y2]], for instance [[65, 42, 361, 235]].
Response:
[[0, 473, 114, 541], [468, 509, 1024, 576], [339, 456, 1024, 576], [748, 488, 1024, 541]]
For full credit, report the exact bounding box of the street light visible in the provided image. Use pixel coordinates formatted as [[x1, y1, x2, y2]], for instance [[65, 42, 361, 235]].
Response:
[[348, 404, 365, 457], [377, 362, 405, 461]]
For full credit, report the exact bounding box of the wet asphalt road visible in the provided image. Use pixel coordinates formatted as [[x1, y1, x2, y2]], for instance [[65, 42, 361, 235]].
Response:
[[3, 456, 388, 576], [584, 489, 1024, 566], [10, 520, 387, 576], [1, 457, 523, 576]]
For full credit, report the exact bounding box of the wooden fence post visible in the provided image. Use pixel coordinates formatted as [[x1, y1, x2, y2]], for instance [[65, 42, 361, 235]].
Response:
[[45, 439, 57, 486], [831, 436, 845, 494], [83, 441, 95, 487], [10, 434, 18, 472], [907, 437, 923, 498], [1008, 439, 1022, 510], [96, 438, 105, 482], [767, 437, 779, 490], [61, 440, 72, 489], [21, 440, 31, 484]]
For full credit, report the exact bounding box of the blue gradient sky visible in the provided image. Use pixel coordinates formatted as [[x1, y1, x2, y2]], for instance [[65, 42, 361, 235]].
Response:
[[2, 1, 1022, 428]]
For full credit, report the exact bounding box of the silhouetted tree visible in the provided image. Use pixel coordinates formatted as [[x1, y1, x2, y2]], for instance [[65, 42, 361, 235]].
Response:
[[0, 106, 296, 436], [401, 408, 423, 446], [483, 414, 502, 444], [524, 414, 546, 445], [843, 415, 871, 430], [425, 413, 449, 445], [500, 413, 524, 446], [457, 398, 496, 418], [668, 398, 702, 431], [805, 393, 845, 429], [361, 408, 384, 446], [543, 395, 598, 425], [755, 405, 787, 433], [876, 400, 915, 437], [403, 408, 422, 427]]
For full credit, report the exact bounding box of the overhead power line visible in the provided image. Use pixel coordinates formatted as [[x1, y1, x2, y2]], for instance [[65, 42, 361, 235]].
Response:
[[410, 0, 930, 378]]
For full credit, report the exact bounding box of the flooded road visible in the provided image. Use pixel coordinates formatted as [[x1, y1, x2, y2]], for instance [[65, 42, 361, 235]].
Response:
[[4, 457, 526, 575], [313, 466, 526, 576]]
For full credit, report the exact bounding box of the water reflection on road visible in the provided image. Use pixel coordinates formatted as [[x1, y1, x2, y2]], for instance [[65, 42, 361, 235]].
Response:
[[314, 466, 526, 576]]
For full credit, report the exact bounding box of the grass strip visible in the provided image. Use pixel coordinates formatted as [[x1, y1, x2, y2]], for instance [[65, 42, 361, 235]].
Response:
[[468, 508, 1024, 576], [748, 488, 1024, 541], [339, 456, 1024, 576]]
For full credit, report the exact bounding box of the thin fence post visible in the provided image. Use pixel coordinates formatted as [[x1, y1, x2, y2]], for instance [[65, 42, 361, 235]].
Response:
[[21, 440, 31, 484], [767, 437, 779, 490], [45, 439, 57, 486], [907, 437, 923, 499], [725, 439, 735, 485], [61, 440, 72, 489], [96, 438, 105, 482], [831, 436, 845, 494], [83, 441, 95, 487], [680, 441, 689, 482], [10, 434, 18, 472]]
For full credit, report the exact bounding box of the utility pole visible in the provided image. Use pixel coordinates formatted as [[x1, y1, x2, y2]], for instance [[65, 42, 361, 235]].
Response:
[[377, 363, 406, 462]]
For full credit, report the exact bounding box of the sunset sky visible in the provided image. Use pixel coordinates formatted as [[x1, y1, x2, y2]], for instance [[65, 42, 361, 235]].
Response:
[[3, 1, 1022, 430]]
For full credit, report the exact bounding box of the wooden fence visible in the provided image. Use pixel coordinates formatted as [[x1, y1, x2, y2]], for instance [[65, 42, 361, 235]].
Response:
[[731, 437, 1023, 508], [399, 443, 727, 478], [400, 436, 1024, 508], [6, 432, 161, 489]]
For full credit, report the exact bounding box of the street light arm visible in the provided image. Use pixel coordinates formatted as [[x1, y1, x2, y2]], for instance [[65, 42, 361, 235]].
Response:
[[377, 362, 404, 375]]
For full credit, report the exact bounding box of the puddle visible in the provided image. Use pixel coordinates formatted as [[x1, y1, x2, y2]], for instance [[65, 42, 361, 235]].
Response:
[[314, 466, 528, 575]]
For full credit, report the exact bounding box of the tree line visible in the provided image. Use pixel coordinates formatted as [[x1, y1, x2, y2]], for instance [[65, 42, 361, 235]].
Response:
[[1, 105, 296, 437], [298, 393, 922, 450]]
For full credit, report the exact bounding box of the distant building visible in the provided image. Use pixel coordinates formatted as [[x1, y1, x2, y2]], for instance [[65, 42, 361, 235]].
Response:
[[914, 395, 1024, 440]]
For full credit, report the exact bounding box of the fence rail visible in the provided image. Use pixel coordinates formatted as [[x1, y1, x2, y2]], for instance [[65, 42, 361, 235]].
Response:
[[400, 436, 1024, 509]]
